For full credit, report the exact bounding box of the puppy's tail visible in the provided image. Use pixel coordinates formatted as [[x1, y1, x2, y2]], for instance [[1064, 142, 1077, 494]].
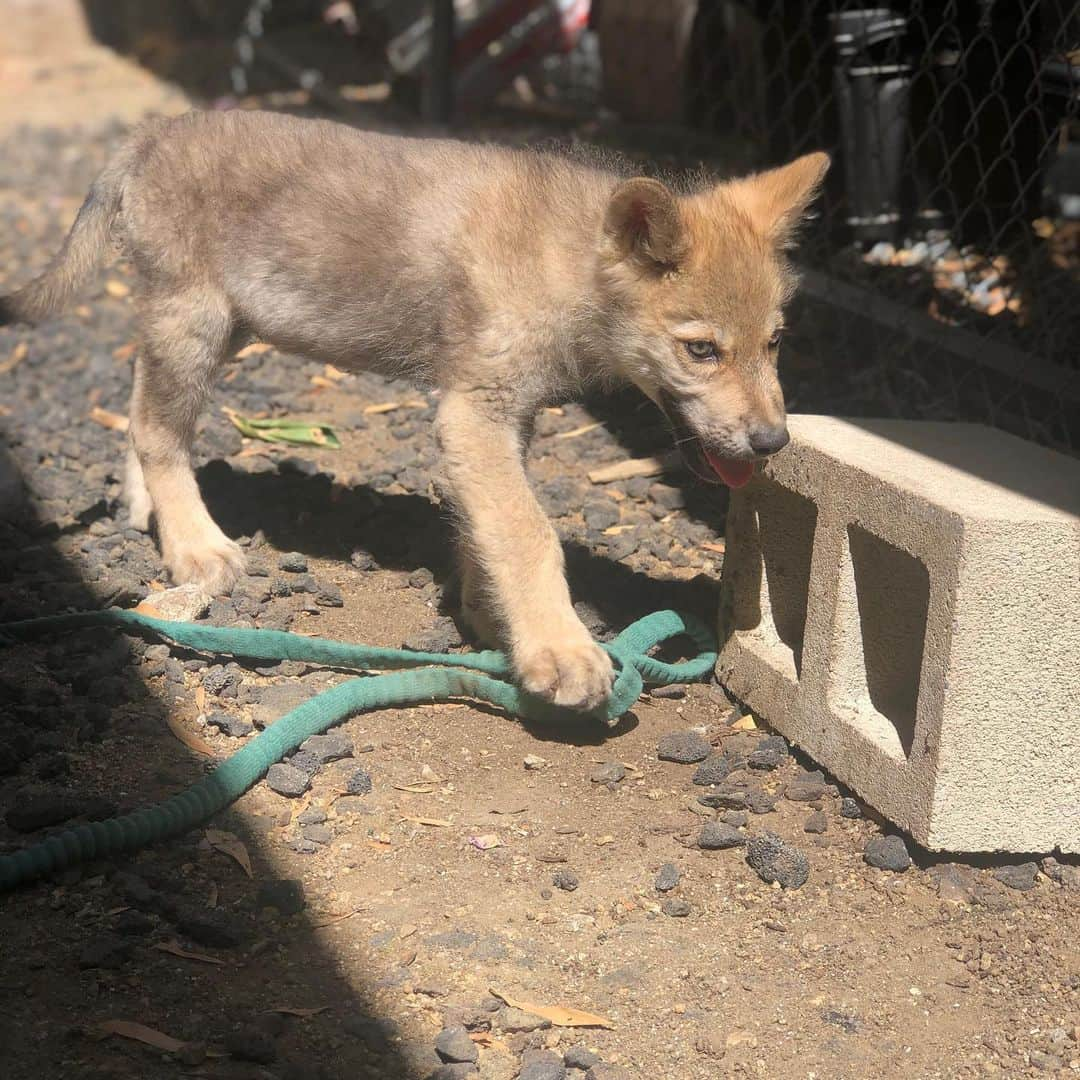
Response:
[[0, 133, 147, 327]]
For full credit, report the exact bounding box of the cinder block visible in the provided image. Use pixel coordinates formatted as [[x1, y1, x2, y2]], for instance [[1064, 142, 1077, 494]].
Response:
[[716, 415, 1080, 853]]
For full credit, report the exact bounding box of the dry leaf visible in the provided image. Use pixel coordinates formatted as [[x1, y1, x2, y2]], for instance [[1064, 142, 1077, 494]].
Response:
[[310, 905, 364, 928], [701, 541, 726, 555], [0, 342, 28, 374], [323, 364, 347, 381], [105, 279, 131, 298], [555, 421, 603, 440], [363, 401, 401, 414], [489, 989, 613, 1029], [154, 940, 226, 966], [95, 1019, 188, 1052], [89, 406, 130, 432], [270, 1005, 330, 1018], [393, 783, 437, 794], [595, 835, 615, 846], [236, 342, 273, 358], [194, 686, 207, 712], [731, 713, 758, 732], [469, 834, 503, 850], [205, 828, 254, 878], [402, 816, 453, 827], [309, 375, 337, 389], [588, 454, 676, 484], [166, 715, 217, 757], [112, 342, 137, 362]]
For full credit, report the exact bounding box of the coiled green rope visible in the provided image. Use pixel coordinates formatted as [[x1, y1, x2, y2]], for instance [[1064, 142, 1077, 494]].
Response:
[[0, 607, 716, 891]]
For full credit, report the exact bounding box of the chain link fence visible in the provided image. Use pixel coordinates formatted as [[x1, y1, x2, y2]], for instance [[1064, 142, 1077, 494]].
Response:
[[591, 0, 1080, 452]]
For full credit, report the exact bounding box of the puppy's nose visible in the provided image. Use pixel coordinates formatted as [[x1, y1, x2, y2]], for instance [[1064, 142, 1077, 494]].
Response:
[[748, 424, 790, 456]]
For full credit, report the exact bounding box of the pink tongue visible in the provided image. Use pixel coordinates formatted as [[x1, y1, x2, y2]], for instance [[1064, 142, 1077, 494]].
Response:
[[704, 450, 755, 489]]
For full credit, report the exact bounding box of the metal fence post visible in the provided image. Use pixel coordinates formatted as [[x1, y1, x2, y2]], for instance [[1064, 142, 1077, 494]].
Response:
[[423, 0, 456, 124]]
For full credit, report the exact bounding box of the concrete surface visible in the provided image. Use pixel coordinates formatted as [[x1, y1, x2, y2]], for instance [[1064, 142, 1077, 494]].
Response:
[[716, 414, 1080, 852]]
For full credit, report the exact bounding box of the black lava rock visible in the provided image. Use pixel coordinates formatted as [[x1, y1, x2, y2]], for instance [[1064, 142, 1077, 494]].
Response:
[[692, 755, 733, 786], [552, 870, 579, 892], [698, 821, 746, 850], [256, 879, 306, 915], [266, 763, 311, 797], [993, 862, 1039, 891], [746, 832, 810, 889], [654, 863, 680, 893], [520, 1048, 567, 1080], [345, 767, 373, 795], [657, 731, 711, 764], [565, 1044, 601, 1070], [300, 732, 353, 763], [863, 835, 912, 873], [745, 790, 778, 815], [840, 797, 863, 819], [278, 552, 308, 573], [434, 1026, 478, 1064], [205, 712, 254, 738]]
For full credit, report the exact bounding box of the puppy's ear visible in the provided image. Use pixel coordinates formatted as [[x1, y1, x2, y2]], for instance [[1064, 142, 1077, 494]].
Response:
[[725, 152, 830, 246], [602, 177, 686, 269]]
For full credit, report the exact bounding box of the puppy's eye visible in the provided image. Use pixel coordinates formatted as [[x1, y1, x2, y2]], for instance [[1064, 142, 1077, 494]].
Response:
[[768, 330, 783, 349], [684, 340, 717, 361]]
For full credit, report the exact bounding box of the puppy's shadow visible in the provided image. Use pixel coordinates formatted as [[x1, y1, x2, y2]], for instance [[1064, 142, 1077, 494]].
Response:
[[198, 461, 718, 724]]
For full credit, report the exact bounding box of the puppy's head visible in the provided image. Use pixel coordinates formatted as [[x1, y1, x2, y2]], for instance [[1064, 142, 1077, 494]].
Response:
[[596, 153, 829, 487]]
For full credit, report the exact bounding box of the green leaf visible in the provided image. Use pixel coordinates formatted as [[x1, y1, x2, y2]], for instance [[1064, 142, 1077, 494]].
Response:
[[226, 411, 341, 449]]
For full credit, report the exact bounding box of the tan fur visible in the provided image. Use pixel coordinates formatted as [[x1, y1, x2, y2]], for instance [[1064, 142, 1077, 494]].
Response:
[[0, 111, 827, 710]]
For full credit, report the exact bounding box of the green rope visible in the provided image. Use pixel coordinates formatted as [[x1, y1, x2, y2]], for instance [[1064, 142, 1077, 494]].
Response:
[[0, 607, 716, 891]]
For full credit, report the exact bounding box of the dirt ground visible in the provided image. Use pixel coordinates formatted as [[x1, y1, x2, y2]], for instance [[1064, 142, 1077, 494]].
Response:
[[1, 8, 1079, 1080]]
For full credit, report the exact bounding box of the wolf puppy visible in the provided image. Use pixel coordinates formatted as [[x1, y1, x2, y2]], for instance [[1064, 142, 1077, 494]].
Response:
[[1, 111, 827, 710]]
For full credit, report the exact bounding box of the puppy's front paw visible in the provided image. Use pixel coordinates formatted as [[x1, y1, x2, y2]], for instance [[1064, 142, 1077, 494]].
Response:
[[166, 535, 245, 596], [515, 634, 615, 711]]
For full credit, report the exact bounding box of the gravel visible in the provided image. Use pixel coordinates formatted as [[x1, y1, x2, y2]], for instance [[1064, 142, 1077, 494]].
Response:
[[434, 1026, 478, 1064], [746, 832, 810, 889], [993, 862, 1040, 891], [204, 711, 254, 738], [698, 821, 746, 850], [344, 767, 373, 795], [256, 879, 306, 915], [590, 761, 626, 784], [692, 754, 733, 786], [662, 898, 691, 917], [863, 835, 913, 873], [552, 870, 579, 892], [265, 763, 312, 798], [657, 731, 711, 764], [654, 863, 680, 893], [565, 1045, 601, 1071], [497, 1007, 551, 1033]]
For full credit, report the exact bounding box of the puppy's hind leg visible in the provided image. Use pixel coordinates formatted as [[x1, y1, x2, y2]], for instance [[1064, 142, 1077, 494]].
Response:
[[124, 441, 152, 532], [129, 288, 244, 594]]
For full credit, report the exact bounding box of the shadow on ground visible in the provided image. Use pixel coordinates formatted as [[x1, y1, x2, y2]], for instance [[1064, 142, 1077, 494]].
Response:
[[0, 442, 424, 1079]]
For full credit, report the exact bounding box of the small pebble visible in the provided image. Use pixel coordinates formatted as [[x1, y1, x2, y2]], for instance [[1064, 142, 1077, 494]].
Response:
[[661, 898, 691, 917], [520, 1049, 567, 1080], [804, 810, 829, 834], [497, 1007, 551, 1033], [657, 731, 711, 764], [429, 1065, 478, 1080], [698, 821, 745, 850], [345, 767, 373, 795], [300, 732, 353, 763], [863, 835, 912, 873], [654, 863, 680, 893], [553, 870, 579, 892], [784, 780, 828, 803], [302, 823, 332, 845], [204, 711, 254, 738], [590, 762, 626, 784], [993, 862, 1039, 891], [692, 755, 732, 786], [278, 552, 308, 573], [434, 1026, 478, 1065], [266, 763, 311, 798], [565, 1044, 601, 1070], [840, 797, 863, 819], [745, 790, 778, 815], [746, 832, 810, 889]]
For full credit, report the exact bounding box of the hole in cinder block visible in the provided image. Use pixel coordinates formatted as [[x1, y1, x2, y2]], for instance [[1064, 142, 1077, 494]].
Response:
[[843, 524, 930, 758], [742, 484, 818, 679]]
